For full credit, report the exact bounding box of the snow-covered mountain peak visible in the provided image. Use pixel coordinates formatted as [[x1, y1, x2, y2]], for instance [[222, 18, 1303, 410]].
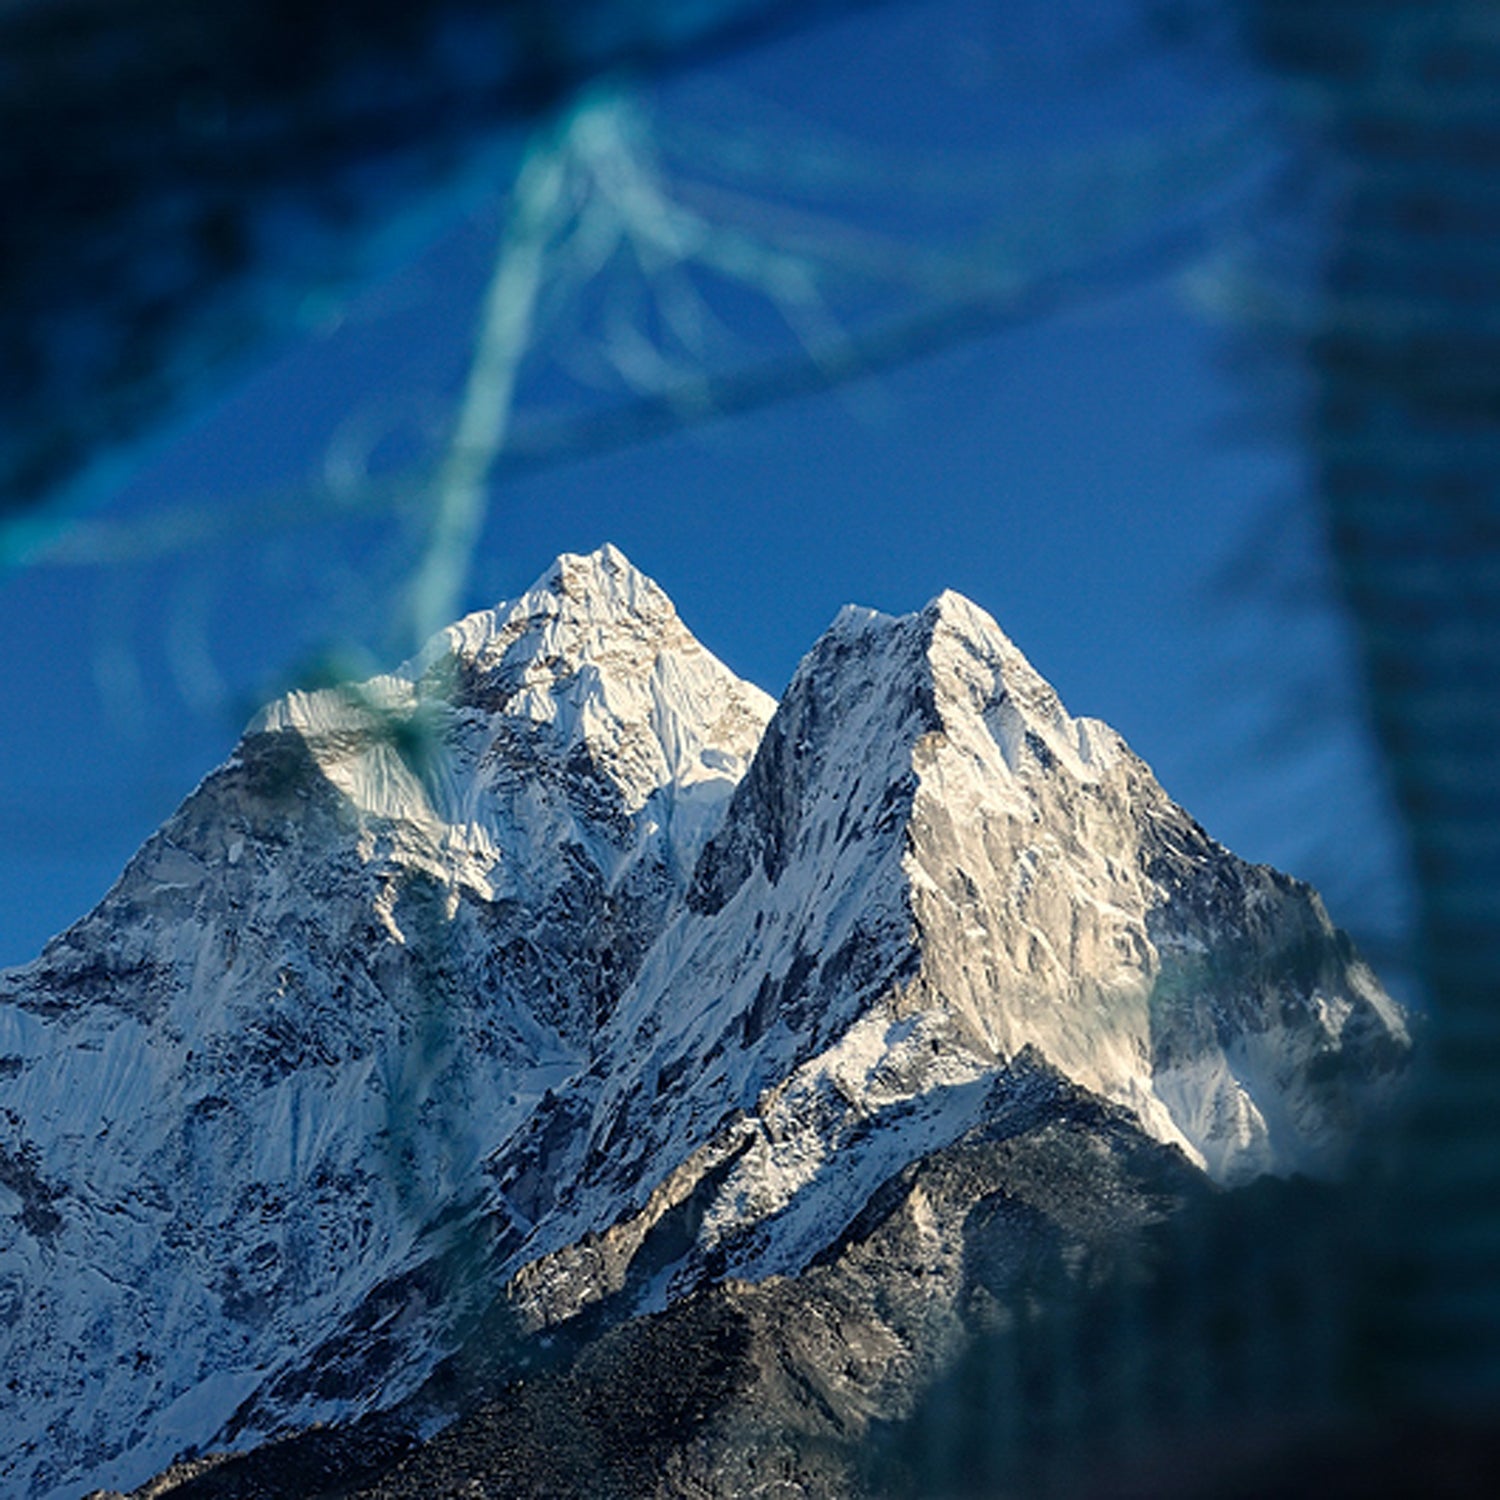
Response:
[[542, 540, 658, 610], [812, 587, 1118, 780], [663, 583, 1406, 1222], [430, 545, 773, 809], [0, 553, 1410, 1500], [418, 543, 674, 674], [827, 600, 898, 634], [434, 539, 652, 640], [253, 547, 774, 855], [918, 585, 1120, 781]]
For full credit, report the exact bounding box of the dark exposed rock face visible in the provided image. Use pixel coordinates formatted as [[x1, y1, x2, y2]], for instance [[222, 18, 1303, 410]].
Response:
[[119, 1058, 1207, 1500]]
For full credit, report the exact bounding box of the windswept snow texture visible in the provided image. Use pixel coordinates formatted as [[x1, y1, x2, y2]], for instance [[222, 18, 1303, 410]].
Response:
[[0, 546, 1406, 1499]]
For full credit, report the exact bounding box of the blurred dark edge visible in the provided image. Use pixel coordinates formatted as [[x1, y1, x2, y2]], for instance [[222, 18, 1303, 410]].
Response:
[[0, 0, 882, 527], [886, 3, 1500, 1494], [1106, 3, 1500, 1492], [1250, 0, 1500, 1404]]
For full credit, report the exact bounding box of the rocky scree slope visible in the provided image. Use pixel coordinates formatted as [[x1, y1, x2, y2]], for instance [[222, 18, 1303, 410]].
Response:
[[345, 1055, 1213, 1500], [0, 546, 1406, 1500]]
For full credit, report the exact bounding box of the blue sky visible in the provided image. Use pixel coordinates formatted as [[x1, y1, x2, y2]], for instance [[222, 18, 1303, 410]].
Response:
[[0, 0, 1413, 985]]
